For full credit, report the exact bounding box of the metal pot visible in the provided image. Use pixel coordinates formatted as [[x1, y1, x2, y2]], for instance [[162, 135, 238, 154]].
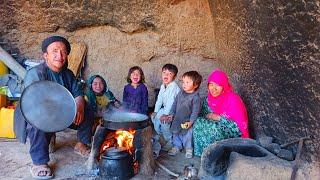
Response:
[[99, 147, 134, 180], [103, 111, 150, 130], [184, 164, 198, 179]]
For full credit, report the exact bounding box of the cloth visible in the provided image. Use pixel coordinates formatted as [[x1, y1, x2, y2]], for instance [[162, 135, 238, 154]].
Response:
[[28, 105, 93, 165], [169, 91, 201, 134], [207, 69, 249, 138], [85, 75, 118, 117], [172, 128, 193, 150], [41, 36, 71, 54], [154, 81, 181, 115], [152, 81, 180, 143], [123, 83, 148, 115], [193, 99, 241, 156], [95, 95, 109, 117]]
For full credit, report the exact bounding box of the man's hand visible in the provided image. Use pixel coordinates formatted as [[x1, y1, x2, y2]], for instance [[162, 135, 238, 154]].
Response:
[[206, 113, 221, 121], [74, 96, 85, 125]]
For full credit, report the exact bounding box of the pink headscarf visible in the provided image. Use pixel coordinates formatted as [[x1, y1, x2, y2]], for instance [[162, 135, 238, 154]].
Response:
[[207, 69, 249, 138]]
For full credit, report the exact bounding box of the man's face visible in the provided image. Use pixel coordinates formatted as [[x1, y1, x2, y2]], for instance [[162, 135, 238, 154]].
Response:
[[43, 41, 68, 72]]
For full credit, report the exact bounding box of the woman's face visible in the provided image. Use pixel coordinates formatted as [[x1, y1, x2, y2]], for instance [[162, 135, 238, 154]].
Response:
[[130, 69, 141, 85], [208, 82, 223, 97], [92, 77, 104, 94]]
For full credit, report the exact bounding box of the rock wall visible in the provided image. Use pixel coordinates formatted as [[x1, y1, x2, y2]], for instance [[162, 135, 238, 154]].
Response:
[[0, 0, 319, 166], [208, 0, 320, 163]]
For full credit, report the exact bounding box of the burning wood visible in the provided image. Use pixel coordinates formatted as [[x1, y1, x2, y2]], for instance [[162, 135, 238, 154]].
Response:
[[100, 129, 136, 155]]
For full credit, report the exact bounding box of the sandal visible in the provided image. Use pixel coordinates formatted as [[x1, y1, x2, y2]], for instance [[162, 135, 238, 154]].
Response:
[[74, 142, 91, 157], [168, 147, 180, 156], [185, 148, 193, 159], [30, 164, 53, 179]]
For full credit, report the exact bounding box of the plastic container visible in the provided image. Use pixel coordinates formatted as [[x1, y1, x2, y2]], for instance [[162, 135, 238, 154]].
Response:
[[0, 94, 7, 109], [0, 60, 9, 76], [0, 107, 15, 138]]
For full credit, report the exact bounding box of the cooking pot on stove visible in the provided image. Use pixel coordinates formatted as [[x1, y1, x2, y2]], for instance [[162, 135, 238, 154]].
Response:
[[103, 111, 150, 130], [99, 147, 134, 179]]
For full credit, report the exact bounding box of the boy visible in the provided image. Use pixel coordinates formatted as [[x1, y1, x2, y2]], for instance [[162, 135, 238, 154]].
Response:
[[163, 71, 202, 158], [152, 64, 180, 156]]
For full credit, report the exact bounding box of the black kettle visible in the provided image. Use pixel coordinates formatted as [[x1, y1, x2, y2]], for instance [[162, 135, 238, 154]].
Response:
[[99, 147, 134, 180]]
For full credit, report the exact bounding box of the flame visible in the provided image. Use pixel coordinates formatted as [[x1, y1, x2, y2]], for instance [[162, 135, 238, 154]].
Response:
[[115, 129, 136, 153]]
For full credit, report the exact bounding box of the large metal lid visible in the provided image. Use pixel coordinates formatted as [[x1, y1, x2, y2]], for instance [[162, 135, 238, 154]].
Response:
[[20, 80, 76, 132]]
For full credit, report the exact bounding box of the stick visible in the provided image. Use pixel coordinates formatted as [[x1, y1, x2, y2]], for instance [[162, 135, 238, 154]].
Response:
[[0, 46, 26, 79], [0, 138, 18, 142], [155, 160, 179, 177], [290, 138, 304, 180], [280, 136, 310, 148]]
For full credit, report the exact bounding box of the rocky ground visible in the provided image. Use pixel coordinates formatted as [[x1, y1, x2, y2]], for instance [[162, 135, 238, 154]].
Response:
[[0, 129, 200, 180]]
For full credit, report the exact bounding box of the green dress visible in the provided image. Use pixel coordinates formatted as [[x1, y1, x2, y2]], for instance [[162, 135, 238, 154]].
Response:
[[193, 98, 241, 156]]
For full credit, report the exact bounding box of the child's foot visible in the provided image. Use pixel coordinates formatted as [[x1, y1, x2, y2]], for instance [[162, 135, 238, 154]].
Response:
[[185, 148, 193, 159], [168, 147, 180, 156], [162, 142, 173, 151]]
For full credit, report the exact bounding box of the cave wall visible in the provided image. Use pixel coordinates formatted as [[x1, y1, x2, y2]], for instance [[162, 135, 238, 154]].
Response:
[[208, 0, 320, 163], [0, 0, 319, 165]]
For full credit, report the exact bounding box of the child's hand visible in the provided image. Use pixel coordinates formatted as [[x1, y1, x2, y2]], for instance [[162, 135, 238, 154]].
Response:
[[114, 101, 121, 108], [160, 115, 172, 123], [150, 112, 156, 119], [160, 115, 167, 123], [206, 113, 221, 121]]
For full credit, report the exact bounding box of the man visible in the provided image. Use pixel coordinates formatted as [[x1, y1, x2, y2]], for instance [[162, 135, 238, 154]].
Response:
[[14, 36, 93, 179]]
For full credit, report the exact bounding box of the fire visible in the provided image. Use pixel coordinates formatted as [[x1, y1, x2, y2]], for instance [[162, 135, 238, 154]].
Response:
[[100, 129, 136, 155], [115, 129, 136, 153]]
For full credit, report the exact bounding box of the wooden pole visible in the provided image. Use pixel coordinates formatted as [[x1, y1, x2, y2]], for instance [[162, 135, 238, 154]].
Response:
[[0, 46, 26, 79]]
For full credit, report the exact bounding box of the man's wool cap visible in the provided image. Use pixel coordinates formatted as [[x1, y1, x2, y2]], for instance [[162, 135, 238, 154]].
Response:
[[41, 36, 71, 55]]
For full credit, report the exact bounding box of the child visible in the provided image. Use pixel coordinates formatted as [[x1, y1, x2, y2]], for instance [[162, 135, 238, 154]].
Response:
[[163, 71, 202, 158], [123, 66, 148, 115], [152, 64, 181, 155], [85, 75, 120, 130]]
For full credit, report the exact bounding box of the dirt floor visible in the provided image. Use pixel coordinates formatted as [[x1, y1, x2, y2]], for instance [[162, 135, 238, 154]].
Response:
[[0, 129, 200, 180]]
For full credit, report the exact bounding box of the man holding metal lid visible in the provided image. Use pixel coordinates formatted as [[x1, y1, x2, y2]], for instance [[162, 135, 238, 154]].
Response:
[[14, 35, 93, 179]]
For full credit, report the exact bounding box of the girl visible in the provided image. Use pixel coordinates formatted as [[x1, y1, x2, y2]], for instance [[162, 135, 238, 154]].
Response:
[[85, 75, 120, 129], [123, 66, 148, 115]]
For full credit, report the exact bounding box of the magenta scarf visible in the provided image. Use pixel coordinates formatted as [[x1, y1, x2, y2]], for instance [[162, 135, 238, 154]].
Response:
[[207, 69, 249, 138]]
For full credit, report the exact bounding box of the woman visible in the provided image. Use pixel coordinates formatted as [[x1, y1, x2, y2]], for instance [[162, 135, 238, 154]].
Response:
[[193, 69, 249, 156]]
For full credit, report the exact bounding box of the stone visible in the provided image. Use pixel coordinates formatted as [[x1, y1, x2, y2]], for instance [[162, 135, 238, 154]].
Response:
[[226, 152, 295, 180], [277, 149, 294, 161], [258, 136, 273, 148], [266, 143, 281, 155], [198, 138, 270, 179]]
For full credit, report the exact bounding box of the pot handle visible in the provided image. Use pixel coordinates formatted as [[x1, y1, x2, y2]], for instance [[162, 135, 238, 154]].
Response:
[[133, 149, 138, 162]]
